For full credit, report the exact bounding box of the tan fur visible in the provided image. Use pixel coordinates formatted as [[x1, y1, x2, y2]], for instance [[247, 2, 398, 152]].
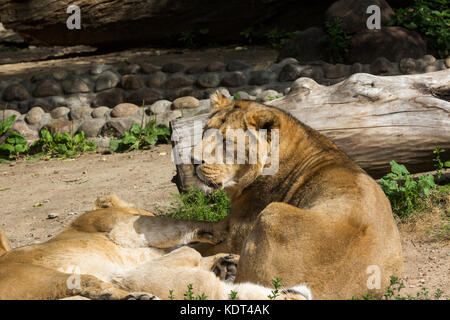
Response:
[[0, 227, 11, 257], [0, 195, 310, 300], [151, 92, 403, 299]]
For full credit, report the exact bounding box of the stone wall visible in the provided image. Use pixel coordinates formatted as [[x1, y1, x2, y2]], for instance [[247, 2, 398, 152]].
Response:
[[1, 54, 449, 146]]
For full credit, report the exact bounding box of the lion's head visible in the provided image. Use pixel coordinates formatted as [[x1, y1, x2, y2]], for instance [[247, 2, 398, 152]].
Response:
[[191, 92, 284, 198]]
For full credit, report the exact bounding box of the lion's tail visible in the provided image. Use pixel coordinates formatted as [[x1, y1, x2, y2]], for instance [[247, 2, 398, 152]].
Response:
[[0, 226, 11, 256]]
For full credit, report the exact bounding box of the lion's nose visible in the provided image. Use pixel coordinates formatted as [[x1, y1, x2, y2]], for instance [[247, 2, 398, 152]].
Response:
[[191, 156, 204, 166]]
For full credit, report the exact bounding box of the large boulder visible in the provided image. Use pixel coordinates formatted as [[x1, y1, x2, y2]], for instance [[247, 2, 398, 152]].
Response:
[[0, 0, 336, 47], [278, 27, 328, 62], [325, 0, 395, 34], [348, 27, 427, 63]]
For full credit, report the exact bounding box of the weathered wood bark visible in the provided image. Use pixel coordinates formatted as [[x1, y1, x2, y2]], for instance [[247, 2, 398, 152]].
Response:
[[0, 0, 333, 47], [171, 70, 450, 190]]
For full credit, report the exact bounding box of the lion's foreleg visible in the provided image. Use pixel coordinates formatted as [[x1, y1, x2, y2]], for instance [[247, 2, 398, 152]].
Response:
[[133, 216, 227, 249]]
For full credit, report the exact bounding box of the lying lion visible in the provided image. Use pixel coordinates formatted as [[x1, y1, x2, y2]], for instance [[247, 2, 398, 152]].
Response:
[[152, 92, 404, 299], [0, 196, 311, 300]]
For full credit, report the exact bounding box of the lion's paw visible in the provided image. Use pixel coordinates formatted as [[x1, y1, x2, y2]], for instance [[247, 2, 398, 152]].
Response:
[[123, 292, 160, 300], [212, 254, 239, 282]]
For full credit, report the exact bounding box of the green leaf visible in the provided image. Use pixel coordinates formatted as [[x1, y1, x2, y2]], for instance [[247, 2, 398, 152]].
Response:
[[130, 123, 142, 136], [0, 143, 15, 153], [0, 115, 16, 135], [109, 139, 120, 153], [390, 160, 409, 176]]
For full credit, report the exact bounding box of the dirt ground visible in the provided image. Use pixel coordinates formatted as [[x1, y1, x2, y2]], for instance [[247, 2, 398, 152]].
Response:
[[0, 145, 448, 299]]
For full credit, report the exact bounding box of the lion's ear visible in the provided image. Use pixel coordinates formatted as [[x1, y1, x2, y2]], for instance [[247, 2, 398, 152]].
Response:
[[210, 91, 233, 110], [244, 110, 280, 132]]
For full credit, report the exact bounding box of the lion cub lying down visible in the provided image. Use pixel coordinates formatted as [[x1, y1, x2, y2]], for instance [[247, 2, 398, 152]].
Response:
[[0, 196, 311, 300]]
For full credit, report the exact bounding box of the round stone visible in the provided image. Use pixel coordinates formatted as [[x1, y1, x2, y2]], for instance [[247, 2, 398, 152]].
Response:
[[325, 64, 348, 79], [422, 55, 436, 64], [175, 87, 203, 99], [299, 67, 323, 81], [11, 121, 39, 141], [445, 56, 450, 68], [62, 77, 91, 94], [70, 106, 92, 120], [91, 64, 112, 75], [206, 62, 226, 72], [161, 62, 186, 73], [147, 71, 167, 88], [126, 88, 162, 106], [278, 57, 299, 66], [78, 118, 106, 137], [164, 75, 194, 89], [92, 106, 111, 118], [121, 64, 141, 74], [95, 70, 120, 92], [111, 103, 140, 118], [52, 69, 68, 81], [25, 107, 45, 125], [221, 72, 247, 87], [370, 57, 393, 75], [257, 90, 281, 102], [2, 83, 30, 101], [155, 110, 183, 127], [399, 58, 416, 74], [197, 73, 221, 88], [173, 96, 200, 109], [0, 109, 20, 121], [92, 88, 124, 107], [121, 74, 144, 90], [351, 63, 364, 74], [140, 63, 161, 74], [248, 71, 277, 85], [278, 64, 304, 82], [226, 60, 250, 71], [45, 120, 74, 135], [50, 107, 70, 119], [150, 100, 172, 114], [185, 64, 206, 74], [33, 79, 62, 97], [424, 65, 438, 73]]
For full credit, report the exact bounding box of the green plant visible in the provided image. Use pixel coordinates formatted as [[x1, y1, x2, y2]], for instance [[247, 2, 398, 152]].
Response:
[[268, 277, 283, 300], [229, 290, 238, 300], [178, 28, 211, 48], [178, 30, 195, 47], [379, 160, 436, 218], [240, 27, 256, 44], [109, 116, 170, 153], [265, 95, 281, 101], [433, 148, 450, 178], [264, 29, 300, 49], [0, 114, 29, 160], [354, 276, 446, 300], [30, 129, 96, 158], [324, 17, 351, 64], [389, 0, 449, 58], [183, 284, 207, 300], [161, 186, 230, 222], [168, 289, 175, 300]]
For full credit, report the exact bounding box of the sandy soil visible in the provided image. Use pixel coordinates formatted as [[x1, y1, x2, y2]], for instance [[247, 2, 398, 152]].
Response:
[[0, 145, 448, 299]]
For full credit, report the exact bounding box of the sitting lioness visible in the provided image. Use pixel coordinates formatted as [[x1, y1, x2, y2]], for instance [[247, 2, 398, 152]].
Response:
[[153, 92, 403, 299], [0, 196, 311, 300]]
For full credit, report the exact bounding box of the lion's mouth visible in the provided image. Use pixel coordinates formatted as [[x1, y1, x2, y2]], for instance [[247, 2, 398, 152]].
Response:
[[192, 166, 220, 194]]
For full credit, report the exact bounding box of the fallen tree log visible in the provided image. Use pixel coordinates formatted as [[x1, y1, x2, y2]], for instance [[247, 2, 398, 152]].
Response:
[[170, 70, 450, 190]]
